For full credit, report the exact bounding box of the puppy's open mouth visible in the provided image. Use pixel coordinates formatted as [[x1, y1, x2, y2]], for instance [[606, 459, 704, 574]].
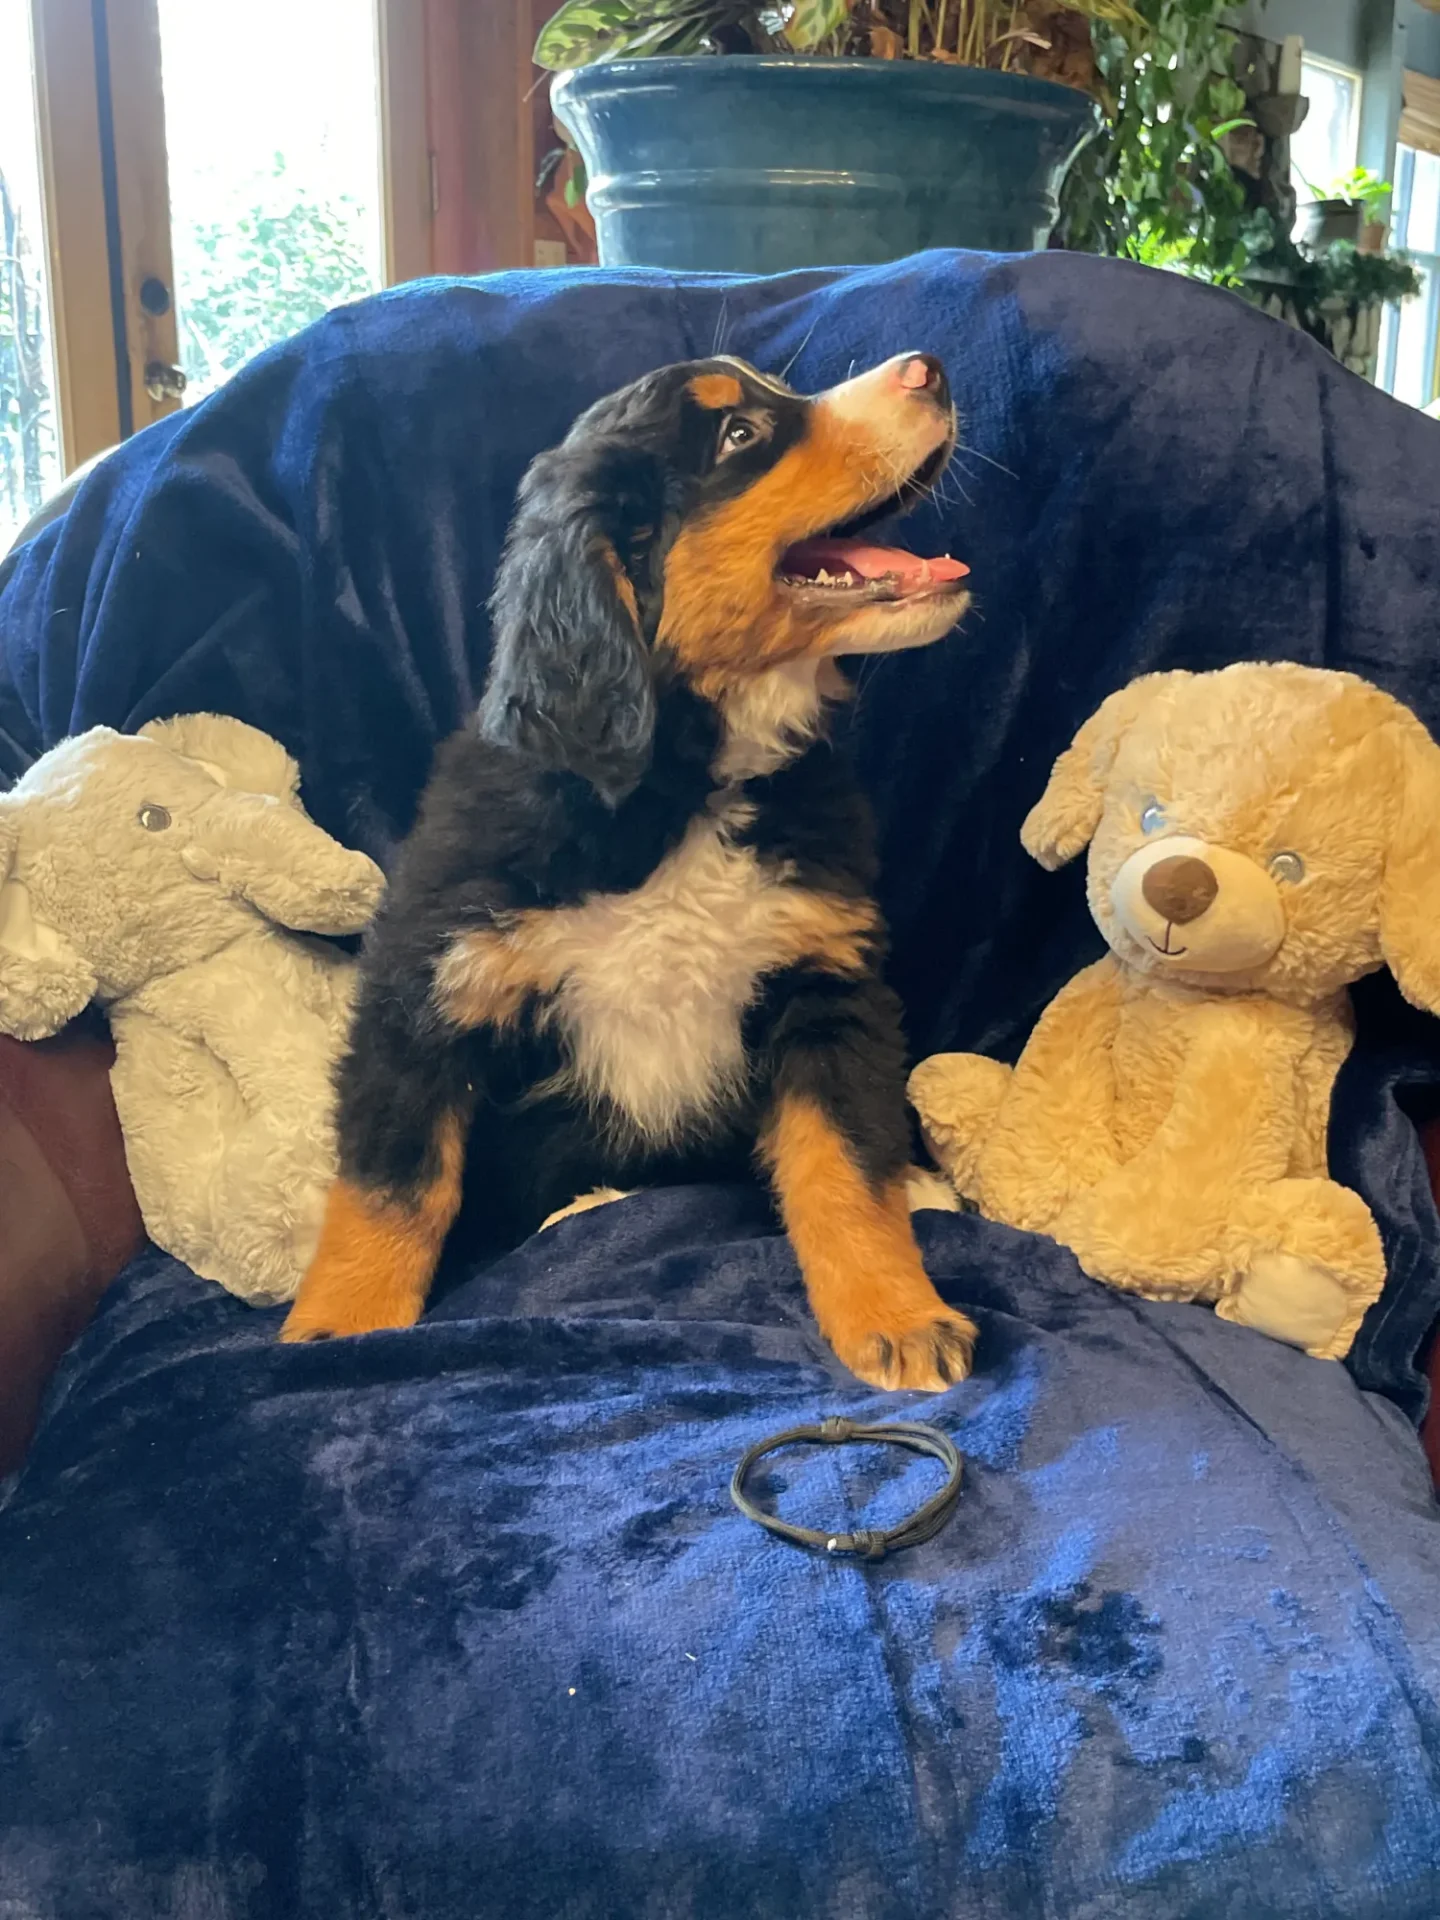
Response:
[[775, 448, 968, 605]]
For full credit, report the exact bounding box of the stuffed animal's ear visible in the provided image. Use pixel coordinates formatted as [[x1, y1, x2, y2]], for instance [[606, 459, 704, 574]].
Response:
[[0, 803, 98, 1039], [140, 714, 301, 800], [479, 437, 660, 806], [1379, 712, 1440, 1014], [1021, 672, 1189, 870]]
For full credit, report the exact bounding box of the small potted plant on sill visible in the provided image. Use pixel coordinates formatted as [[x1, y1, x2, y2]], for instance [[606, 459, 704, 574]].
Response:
[[1294, 167, 1392, 256], [535, 0, 1124, 274]]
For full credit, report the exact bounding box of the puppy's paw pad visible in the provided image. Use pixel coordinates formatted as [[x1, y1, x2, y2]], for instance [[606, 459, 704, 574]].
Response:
[[853, 1311, 979, 1392]]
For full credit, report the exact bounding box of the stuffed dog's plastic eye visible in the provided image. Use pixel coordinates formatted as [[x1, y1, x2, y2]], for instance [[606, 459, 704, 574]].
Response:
[[1268, 850, 1305, 884], [137, 803, 171, 832], [1139, 801, 1168, 834]]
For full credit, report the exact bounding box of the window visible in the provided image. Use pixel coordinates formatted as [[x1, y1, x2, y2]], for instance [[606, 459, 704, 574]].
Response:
[[1291, 55, 1362, 205], [157, 0, 386, 405], [0, 0, 63, 553], [3, 0, 434, 557], [5, 0, 565, 556], [1378, 146, 1440, 409]]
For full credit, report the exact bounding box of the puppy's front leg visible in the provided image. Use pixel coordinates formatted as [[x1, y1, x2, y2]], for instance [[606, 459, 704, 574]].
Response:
[[281, 984, 473, 1343], [761, 980, 978, 1392]]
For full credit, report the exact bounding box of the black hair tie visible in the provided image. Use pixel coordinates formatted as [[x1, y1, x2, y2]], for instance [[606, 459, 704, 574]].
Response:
[[730, 1415, 964, 1561]]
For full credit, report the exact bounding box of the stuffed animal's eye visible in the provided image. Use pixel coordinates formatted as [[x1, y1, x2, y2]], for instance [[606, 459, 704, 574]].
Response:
[[138, 803, 172, 832], [1268, 850, 1305, 884], [1139, 801, 1168, 834]]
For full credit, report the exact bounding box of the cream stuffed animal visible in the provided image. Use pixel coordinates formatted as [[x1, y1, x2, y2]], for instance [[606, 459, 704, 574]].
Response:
[[0, 715, 384, 1303], [908, 663, 1440, 1362]]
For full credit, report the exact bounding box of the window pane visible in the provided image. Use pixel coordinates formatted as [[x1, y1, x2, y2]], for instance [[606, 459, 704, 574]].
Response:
[[1291, 58, 1360, 204], [0, 0, 63, 554], [157, 0, 384, 405], [1405, 151, 1440, 255], [1390, 263, 1435, 410]]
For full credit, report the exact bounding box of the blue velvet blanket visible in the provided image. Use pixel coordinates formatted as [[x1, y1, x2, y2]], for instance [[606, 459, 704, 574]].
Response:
[[3, 252, 1440, 1916]]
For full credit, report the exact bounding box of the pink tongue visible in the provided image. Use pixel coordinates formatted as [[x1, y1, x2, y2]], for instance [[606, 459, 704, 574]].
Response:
[[783, 538, 970, 588]]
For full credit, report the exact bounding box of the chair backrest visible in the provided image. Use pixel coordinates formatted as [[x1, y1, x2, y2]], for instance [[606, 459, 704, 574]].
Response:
[[3, 450, 112, 562]]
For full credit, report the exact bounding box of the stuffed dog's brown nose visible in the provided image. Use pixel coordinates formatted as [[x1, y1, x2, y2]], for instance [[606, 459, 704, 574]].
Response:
[[1142, 855, 1218, 924]]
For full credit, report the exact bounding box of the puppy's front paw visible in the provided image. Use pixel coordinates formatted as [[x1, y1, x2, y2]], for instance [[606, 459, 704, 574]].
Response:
[[279, 1259, 425, 1343], [833, 1307, 978, 1393]]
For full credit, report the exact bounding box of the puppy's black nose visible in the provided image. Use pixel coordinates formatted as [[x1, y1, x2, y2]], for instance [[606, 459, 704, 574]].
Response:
[[899, 354, 950, 409]]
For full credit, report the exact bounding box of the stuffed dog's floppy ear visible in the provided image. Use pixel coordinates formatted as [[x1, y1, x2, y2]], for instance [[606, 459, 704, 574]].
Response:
[[1379, 711, 1440, 1014], [1021, 671, 1190, 869], [480, 436, 662, 806]]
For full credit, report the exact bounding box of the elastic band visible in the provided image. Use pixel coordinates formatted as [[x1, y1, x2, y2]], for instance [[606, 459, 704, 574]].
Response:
[[729, 1415, 964, 1561]]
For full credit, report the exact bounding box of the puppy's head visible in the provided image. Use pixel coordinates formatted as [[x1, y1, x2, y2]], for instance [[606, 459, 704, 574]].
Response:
[[1021, 662, 1440, 1011], [481, 354, 967, 799]]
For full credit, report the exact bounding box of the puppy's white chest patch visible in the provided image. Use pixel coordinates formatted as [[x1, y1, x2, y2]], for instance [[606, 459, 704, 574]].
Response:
[[542, 810, 796, 1145], [435, 803, 875, 1149]]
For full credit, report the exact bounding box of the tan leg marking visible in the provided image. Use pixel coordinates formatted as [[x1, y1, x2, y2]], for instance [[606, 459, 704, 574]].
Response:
[[279, 1113, 466, 1342], [762, 1094, 978, 1392]]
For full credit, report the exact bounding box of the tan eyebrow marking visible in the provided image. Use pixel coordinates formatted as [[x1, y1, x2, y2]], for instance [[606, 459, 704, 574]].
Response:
[[690, 372, 745, 410], [715, 356, 794, 398]]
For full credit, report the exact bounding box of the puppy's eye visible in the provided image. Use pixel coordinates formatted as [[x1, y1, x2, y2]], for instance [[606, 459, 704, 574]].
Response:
[[1140, 800, 1168, 834], [717, 414, 762, 461], [137, 803, 171, 832], [1268, 850, 1305, 884]]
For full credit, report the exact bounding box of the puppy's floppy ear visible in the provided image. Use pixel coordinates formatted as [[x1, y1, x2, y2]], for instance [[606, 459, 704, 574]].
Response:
[[1021, 671, 1190, 869], [480, 435, 664, 805], [1379, 709, 1440, 1014]]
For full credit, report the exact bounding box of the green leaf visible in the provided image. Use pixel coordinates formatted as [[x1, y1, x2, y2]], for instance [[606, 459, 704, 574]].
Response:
[[534, 0, 639, 70], [782, 0, 850, 51]]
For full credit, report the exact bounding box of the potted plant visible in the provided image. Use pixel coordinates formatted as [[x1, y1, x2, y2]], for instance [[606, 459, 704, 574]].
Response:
[[1245, 227, 1420, 381], [1293, 167, 1392, 255], [1055, 0, 1261, 282], [535, 1, 1120, 273]]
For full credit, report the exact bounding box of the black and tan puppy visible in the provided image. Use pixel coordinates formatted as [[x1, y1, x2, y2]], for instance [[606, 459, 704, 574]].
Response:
[[281, 352, 977, 1390]]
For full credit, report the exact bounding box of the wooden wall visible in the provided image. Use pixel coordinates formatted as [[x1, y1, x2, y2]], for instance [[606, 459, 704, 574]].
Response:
[[422, 0, 595, 277]]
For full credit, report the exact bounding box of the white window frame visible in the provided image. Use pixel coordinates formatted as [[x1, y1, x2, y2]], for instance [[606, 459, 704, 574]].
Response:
[[1378, 145, 1440, 408], [1291, 52, 1363, 204]]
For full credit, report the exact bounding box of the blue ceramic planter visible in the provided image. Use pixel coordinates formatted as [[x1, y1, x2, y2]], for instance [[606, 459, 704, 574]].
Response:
[[552, 55, 1098, 275]]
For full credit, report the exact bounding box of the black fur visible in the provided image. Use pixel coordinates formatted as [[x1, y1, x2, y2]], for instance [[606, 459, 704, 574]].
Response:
[[334, 358, 921, 1263]]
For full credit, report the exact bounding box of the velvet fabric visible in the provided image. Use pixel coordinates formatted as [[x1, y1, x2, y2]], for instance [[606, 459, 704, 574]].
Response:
[[3, 252, 1440, 1915]]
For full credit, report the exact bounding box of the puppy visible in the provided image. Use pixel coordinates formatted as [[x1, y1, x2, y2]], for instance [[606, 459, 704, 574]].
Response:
[[281, 352, 977, 1390]]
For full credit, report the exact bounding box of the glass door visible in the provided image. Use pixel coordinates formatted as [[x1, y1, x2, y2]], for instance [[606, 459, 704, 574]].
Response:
[[155, 0, 386, 405], [3, 0, 431, 554], [0, 0, 63, 552]]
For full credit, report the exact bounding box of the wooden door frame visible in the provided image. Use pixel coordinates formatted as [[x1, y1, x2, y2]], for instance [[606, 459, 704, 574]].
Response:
[[97, 0, 182, 440], [29, 0, 125, 468], [379, 0, 435, 284], [423, 0, 545, 275]]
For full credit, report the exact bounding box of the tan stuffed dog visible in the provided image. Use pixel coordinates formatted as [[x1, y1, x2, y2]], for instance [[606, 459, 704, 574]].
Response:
[[908, 662, 1440, 1361]]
